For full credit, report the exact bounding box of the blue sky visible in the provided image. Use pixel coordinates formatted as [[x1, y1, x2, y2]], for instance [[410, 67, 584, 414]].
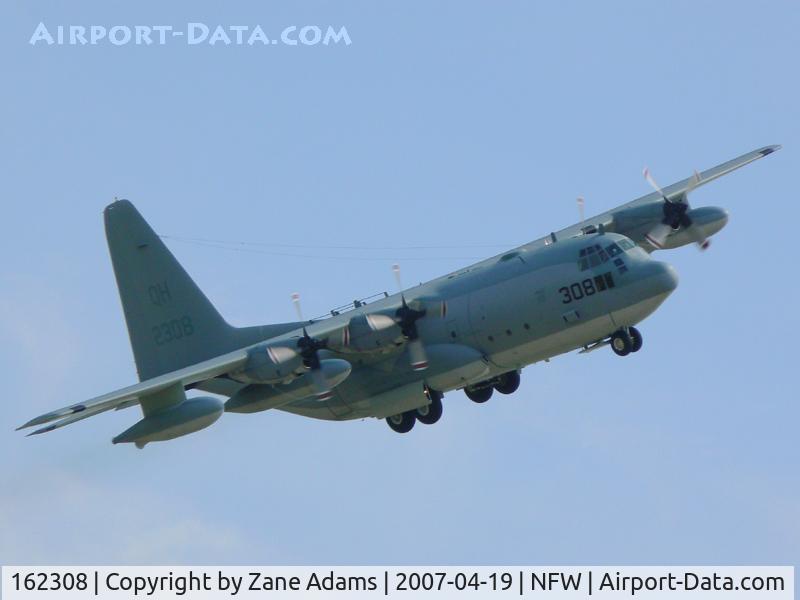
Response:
[[1, 0, 797, 567]]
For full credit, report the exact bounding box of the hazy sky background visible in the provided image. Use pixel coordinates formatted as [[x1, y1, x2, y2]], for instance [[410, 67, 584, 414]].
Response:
[[1, 1, 797, 567]]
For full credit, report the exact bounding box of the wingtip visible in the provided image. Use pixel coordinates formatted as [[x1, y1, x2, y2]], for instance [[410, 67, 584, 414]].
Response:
[[760, 144, 782, 156], [16, 415, 52, 430]]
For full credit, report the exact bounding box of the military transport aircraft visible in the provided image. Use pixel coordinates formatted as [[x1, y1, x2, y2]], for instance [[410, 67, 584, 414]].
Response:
[[18, 145, 780, 446]]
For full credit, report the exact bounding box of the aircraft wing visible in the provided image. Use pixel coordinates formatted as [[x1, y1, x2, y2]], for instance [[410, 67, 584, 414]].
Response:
[[631, 144, 780, 205], [550, 144, 781, 243], [17, 348, 249, 435]]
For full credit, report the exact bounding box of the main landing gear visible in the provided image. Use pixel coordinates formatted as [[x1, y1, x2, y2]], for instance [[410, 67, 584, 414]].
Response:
[[385, 387, 443, 433], [385, 369, 522, 432], [415, 389, 443, 425], [610, 326, 643, 357], [464, 369, 521, 403], [465, 385, 493, 403], [386, 411, 415, 433], [494, 370, 521, 395]]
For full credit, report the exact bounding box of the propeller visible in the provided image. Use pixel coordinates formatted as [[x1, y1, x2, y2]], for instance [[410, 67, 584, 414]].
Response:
[[291, 293, 333, 401], [577, 196, 585, 223], [392, 264, 429, 371], [643, 168, 709, 251]]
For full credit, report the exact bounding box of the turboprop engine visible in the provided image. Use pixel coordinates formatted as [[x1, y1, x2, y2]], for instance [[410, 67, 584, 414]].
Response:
[[225, 358, 352, 413], [342, 313, 403, 352], [649, 206, 728, 250], [230, 344, 304, 385], [112, 396, 223, 449]]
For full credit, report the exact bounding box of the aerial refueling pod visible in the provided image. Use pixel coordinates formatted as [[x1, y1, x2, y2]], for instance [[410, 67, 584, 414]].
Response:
[[112, 396, 223, 449], [225, 358, 352, 413]]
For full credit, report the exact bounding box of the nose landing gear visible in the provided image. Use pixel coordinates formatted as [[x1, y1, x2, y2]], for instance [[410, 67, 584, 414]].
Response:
[[611, 326, 643, 356]]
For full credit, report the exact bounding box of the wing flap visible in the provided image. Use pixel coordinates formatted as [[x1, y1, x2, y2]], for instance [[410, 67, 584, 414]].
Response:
[[17, 348, 248, 432]]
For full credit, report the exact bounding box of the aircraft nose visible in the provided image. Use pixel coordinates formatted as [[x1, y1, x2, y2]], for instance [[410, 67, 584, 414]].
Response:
[[639, 260, 679, 296]]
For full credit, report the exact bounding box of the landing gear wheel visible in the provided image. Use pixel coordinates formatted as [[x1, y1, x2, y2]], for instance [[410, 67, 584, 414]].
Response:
[[416, 390, 443, 425], [610, 330, 633, 356], [465, 386, 493, 403], [629, 327, 643, 353], [494, 371, 521, 395], [386, 411, 415, 433]]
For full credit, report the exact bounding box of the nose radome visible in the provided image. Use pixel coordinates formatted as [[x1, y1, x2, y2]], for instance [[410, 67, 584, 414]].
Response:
[[651, 261, 679, 294]]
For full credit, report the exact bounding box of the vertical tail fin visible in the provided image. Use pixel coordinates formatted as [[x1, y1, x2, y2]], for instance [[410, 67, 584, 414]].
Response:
[[105, 200, 240, 380]]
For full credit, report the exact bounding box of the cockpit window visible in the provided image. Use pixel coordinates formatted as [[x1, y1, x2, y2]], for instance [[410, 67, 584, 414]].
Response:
[[578, 239, 636, 271], [618, 239, 635, 251]]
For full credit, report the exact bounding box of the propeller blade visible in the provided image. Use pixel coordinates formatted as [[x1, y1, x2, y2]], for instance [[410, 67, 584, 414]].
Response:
[[685, 169, 702, 194], [392, 263, 434, 370], [644, 167, 711, 251], [577, 196, 585, 223], [309, 367, 332, 401], [291, 292, 304, 321], [392, 263, 403, 292], [643, 167, 669, 202], [407, 338, 429, 371], [644, 222, 672, 249]]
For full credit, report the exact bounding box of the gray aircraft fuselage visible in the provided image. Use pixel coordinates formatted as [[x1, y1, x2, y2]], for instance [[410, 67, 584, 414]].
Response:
[[208, 231, 677, 421]]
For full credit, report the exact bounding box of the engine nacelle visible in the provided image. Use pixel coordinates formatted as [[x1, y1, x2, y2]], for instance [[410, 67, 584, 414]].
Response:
[[225, 358, 352, 413], [112, 396, 223, 449], [659, 206, 729, 249], [230, 344, 304, 384], [344, 313, 402, 352]]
